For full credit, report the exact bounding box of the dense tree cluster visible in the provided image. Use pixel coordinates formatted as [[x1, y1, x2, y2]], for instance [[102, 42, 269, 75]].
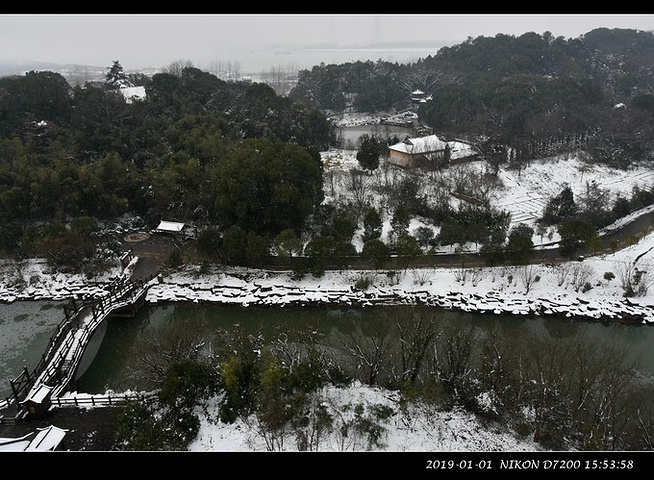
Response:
[[0, 62, 333, 270], [3, 30, 654, 276], [538, 181, 654, 259], [291, 28, 654, 168], [290, 60, 409, 112]]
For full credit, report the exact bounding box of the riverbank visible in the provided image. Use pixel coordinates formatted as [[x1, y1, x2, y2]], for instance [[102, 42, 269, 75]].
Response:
[[3, 233, 654, 453], [2, 226, 654, 325], [143, 260, 654, 325]]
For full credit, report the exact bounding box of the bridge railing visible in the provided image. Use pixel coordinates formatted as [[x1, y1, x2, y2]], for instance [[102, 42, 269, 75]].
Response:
[[49, 275, 156, 398], [6, 274, 156, 408], [51, 391, 158, 408]]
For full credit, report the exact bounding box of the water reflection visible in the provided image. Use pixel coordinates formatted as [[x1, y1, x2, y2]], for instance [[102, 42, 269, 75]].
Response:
[[337, 124, 414, 146], [73, 304, 654, 394]]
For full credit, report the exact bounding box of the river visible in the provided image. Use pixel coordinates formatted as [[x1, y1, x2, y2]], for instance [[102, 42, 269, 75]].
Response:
[[3, 301, 654, 399], [0, 301, 65, 400]]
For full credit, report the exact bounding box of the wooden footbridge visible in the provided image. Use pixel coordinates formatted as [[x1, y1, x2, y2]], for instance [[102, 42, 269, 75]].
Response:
[[4, 272, 157, 420]]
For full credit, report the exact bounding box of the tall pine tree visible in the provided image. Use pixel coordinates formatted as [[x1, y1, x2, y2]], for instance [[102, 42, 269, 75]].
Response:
[[105, 60, 132, 89]]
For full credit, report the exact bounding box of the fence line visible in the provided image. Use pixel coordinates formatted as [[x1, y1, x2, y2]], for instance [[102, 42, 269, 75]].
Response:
[[51, 392, 158, 408]]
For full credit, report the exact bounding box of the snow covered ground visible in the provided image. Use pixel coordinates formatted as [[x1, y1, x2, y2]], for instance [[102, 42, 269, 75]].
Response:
[[3, 131, 654, 452], [322, 144, 654, 245], [186, 381, 542, 452]]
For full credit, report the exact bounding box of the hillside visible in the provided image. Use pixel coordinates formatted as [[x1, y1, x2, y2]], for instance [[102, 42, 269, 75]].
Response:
[[4, 148, 654, 453], [291, 28, 654, 171]]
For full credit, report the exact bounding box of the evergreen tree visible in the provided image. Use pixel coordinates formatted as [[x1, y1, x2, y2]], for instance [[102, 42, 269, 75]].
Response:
[[506, 223, 535, 264], [362, 207, 383, 243], [558, 219, 596, 259], [105, 60, 132, 89], [541, 185, 578, 225], [356, 134, 382, 172]]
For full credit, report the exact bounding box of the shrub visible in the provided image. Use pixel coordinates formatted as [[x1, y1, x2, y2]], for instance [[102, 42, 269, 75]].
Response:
[[354, 274, 374, 291]]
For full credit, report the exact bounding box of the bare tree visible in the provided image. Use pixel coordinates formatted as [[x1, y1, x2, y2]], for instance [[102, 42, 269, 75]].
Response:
[[522, 336, 574, 448], [636, 405, 654, 450], [617, 259, 654, 297], [123, 317, 211, 390], [566, 331, 644, 450], [259, 63, 299, 95], [164, 59, 194, 77], [334, 316, 394, 385], [344, 169, 370, 217], [206, 59, 242, 81], [396, 64, 451, 94], [395, 312, 437, 385], [570, 262, 594, 292], [223, 60, 242, 82], [518, 264, 539, 294], [412, 268, 436, 286], [432, 323, 478, 403], [470, 268, 485, 287], [477, 327, 527, 418], [291, 396, 334, 451], [554, 263, 571, 287]]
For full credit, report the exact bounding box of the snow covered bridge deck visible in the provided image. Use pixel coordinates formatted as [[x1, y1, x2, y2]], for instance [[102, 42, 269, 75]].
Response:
[[6, 274, 157, 419]]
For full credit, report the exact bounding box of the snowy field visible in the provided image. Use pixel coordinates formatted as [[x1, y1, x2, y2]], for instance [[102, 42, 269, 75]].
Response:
[[493, 156, 654, 229]]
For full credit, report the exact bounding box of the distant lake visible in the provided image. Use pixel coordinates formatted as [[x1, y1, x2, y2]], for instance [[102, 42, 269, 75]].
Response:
[[337, 124, 415, 147]]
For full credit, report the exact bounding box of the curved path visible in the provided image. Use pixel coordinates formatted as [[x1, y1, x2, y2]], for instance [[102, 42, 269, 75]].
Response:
[[118, 208, 654, 275]]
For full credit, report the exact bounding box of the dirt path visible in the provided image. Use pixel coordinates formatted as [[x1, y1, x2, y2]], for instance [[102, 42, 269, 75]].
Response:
[[121, 233, 178, 280]]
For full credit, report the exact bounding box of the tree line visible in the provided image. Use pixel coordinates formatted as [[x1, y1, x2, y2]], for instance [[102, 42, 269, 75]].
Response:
[[3, 55, 654, 281]]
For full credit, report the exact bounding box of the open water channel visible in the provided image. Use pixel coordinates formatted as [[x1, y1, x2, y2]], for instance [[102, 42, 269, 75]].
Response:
[[2, 301, 654, 400]]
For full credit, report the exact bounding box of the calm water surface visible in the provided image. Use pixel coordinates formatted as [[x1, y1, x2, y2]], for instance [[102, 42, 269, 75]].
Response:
[[75, 303, 654, 394], [0, 301, 64, 400], [2, 301, 654, 398], [337, 124, 414, 146]]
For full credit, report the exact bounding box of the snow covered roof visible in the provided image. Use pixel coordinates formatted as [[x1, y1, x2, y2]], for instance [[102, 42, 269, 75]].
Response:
[[156, 221, 186, 233], [0, 433, 32, 451], [24, 425, 67, 451], [120, 86, 146, 104], [0, 425, 67, 451], [22, 384, 52, 404], [389, 134, 447, 154]]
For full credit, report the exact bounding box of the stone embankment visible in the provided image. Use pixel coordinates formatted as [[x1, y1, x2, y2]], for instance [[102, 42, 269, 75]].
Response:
[[0, 280, 111, 304], [145, 279, 654, 325], [1, 260, 653, 326]]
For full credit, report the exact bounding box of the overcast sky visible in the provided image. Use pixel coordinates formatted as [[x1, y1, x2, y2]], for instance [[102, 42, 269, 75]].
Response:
[[1, 14, 653, 73]]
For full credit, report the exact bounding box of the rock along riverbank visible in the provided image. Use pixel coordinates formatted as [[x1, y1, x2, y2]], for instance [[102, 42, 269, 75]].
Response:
[[2, 258, 652, 326]]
